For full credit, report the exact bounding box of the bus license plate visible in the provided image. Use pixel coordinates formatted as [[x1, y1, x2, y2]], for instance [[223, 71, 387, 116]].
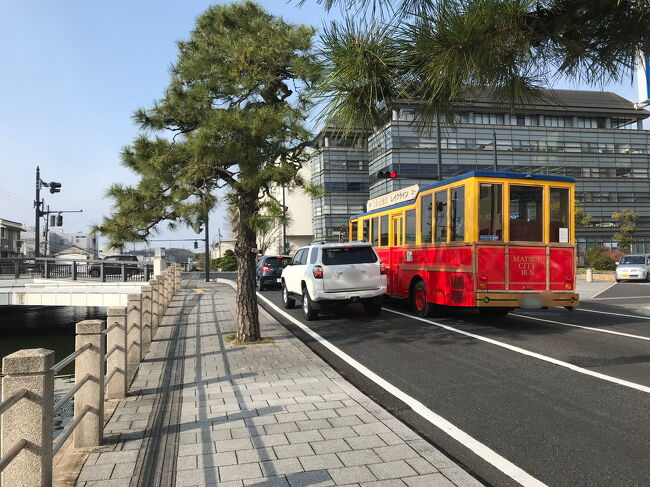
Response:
[[520, 295, 542, 309]]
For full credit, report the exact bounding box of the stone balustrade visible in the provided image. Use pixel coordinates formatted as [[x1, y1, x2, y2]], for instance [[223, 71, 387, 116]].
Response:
[[0, 264, 182, 486]]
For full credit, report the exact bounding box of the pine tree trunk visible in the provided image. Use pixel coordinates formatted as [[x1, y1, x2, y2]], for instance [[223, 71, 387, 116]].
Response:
[[235, 195, 260, 342]]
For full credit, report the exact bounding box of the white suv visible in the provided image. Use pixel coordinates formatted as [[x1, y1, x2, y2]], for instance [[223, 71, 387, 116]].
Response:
[[281, 241, 387, 320]]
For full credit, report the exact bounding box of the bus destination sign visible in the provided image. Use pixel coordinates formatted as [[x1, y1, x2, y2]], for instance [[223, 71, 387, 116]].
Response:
[[367, 185, 420, 212]]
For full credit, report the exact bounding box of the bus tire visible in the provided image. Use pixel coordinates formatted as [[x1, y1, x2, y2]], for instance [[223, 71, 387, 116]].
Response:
[[412, 281, 434, 318], [282, 282, 295, 309], [479, 307, 512, 318]]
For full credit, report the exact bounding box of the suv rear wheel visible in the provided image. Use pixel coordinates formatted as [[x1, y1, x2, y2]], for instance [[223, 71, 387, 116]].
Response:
[[302, 288, 318, 321], [282, 282, 295, 309]]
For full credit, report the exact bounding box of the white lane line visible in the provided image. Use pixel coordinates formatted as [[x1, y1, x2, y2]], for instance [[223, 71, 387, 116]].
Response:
[[385, 308, 650, 395], [577, 308, 650, 321], [254, 292, 547, 487], [510, 313, 650, 342], [591, 295, 650, 301]]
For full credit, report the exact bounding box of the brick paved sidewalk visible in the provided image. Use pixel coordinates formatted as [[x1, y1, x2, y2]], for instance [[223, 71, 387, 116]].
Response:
[[75, 282, 481, 487]]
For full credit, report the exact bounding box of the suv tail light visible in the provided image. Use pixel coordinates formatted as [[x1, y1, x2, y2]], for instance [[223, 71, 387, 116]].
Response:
[[380, 262, 387, 275], [261, 266, 271, 272], [313, 265, 324, 279]]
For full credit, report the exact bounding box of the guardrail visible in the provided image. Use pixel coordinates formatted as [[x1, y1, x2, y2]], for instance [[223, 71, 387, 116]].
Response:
[[0, 264, 182, 486], [0, 257, 155, 282]]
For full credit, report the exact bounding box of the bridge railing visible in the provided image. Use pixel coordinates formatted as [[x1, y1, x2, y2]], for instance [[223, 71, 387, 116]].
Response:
[[0, 257, 154, 282], [0, 264, 182, 486]]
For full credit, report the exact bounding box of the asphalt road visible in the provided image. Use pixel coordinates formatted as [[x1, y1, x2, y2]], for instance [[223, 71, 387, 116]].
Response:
[[187, 273, 650, 487]]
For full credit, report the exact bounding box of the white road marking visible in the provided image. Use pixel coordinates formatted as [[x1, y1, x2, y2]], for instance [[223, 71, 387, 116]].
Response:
[[254, 291, 548, 487], [588, 282, 617, 299], [385, 308, 650, 394], [510, 313, 650, 341], [590, 295, 650, 301], [577, 307, 650, 321]]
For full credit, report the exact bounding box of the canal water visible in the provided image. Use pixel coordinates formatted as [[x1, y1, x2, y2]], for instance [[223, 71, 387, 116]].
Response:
[[0, 305, 107, 433]]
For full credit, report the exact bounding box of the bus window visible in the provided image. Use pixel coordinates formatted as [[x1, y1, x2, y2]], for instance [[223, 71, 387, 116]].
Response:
[[421, 194, 432, 243], [349, 221, 356, 241], [450, 187, 465, 241], [363, 219, 370, 242], [479, 184, 503, 240], [405, 209, 416, 244], [434, 191, 448, 242], [372, 217, 379, 246], [509, 185, 543, 242], [550, 188, 570, 243], [380, 215, 389, 246]]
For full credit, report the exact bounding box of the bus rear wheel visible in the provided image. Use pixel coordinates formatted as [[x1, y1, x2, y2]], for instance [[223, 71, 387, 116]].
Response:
[[412, 281, 435, 318]]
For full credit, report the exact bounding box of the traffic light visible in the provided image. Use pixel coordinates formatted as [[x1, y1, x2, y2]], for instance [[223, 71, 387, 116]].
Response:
[[49, 182, 62, 194], [50, 215, 56, 227], [193, 241, 198, 249], [56, 214, 63, 226], [377, 170, 398, 179]]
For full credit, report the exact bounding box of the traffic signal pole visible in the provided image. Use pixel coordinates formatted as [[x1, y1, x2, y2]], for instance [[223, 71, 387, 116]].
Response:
[[34, 167, 41, 257], [204, 211, 210, 282]]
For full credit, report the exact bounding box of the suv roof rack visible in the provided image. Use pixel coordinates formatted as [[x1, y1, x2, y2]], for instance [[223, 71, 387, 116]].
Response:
[[310, 241, 327, 245]]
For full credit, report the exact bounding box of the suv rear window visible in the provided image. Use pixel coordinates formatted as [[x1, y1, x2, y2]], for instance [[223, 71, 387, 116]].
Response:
[[322, 247, 377, 265], [264, 257, 291, 267]]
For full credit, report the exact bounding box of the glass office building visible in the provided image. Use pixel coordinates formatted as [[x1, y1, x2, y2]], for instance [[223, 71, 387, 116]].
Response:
[[312, 90, 650, 253], [311, 129, 369, 240], [366, 90, 650, 255]]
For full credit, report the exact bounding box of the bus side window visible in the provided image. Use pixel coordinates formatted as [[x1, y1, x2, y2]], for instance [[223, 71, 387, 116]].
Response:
[[380, 215, 388, 246], [421, 194, 432, 243], [362, 219, 369, 242], [372, 217, 379, 246], [434, 191, 448, 242], [450, 186, 465, 241], [405, 210, 416, 244], [479, 183, 503, 240], [550, 188, 570, 243]]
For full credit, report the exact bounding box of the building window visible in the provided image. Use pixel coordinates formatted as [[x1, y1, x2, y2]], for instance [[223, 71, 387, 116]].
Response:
[[512, 114, 538, 126], [479, 184, 503, 241], [543, 116, 572, 127], [474, 113, 504, 125]]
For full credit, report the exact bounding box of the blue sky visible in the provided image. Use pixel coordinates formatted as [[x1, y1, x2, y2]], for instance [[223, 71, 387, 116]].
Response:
[[0, 0, 639, 251]]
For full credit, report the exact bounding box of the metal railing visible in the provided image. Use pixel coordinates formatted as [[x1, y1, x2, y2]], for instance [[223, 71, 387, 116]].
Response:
[[0, 263, 182, 485], [0, 257, 154, 282]]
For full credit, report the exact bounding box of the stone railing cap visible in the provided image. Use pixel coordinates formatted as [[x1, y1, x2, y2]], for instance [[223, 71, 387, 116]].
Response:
[[107, 306, 126, 316], [140, 285, 152, 292], [3, 348, 55, 374], [149, 279, 159, 284], [127, 293, 141, 300], [76, 319, 105, 335]]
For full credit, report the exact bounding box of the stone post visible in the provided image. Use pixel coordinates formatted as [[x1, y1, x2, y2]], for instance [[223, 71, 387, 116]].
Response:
[[105, 307, 127, 400], [127, 294, 143, 366], [149, 279, 160, 336], [154, 248, 168, 276], [74, 320, 105, 448], [1, 348, 54, 487], [163, 271, 171, 310], [175, 264, 182, 291], [140, 285, 152, 353]]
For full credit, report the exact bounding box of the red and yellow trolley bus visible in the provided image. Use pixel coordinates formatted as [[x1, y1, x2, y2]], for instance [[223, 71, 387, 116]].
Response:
[[348, 171, 580, 316]]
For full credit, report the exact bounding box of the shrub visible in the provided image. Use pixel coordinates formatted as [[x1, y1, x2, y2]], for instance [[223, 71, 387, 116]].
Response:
[[212, 249, 237, 271], [585, 246, 616, 271]]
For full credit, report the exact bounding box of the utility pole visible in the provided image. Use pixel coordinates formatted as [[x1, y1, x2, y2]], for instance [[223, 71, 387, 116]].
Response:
[[43, 204, 49, 256], [436, 115, 443, 180], [34, 167, 41, 257], [493, 130, 498, 171], [204, 211, 210, 282], [282, 185, 287, 254]]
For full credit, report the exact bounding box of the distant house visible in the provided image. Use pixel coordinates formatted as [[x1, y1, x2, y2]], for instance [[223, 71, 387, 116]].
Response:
[[53, 245, 94, 260], [0, 219, 25, 258]]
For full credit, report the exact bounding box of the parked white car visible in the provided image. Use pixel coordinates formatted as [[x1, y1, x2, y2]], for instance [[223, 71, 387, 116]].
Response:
[[281, 241, 387, 320], [615, 254, 650, 282]]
